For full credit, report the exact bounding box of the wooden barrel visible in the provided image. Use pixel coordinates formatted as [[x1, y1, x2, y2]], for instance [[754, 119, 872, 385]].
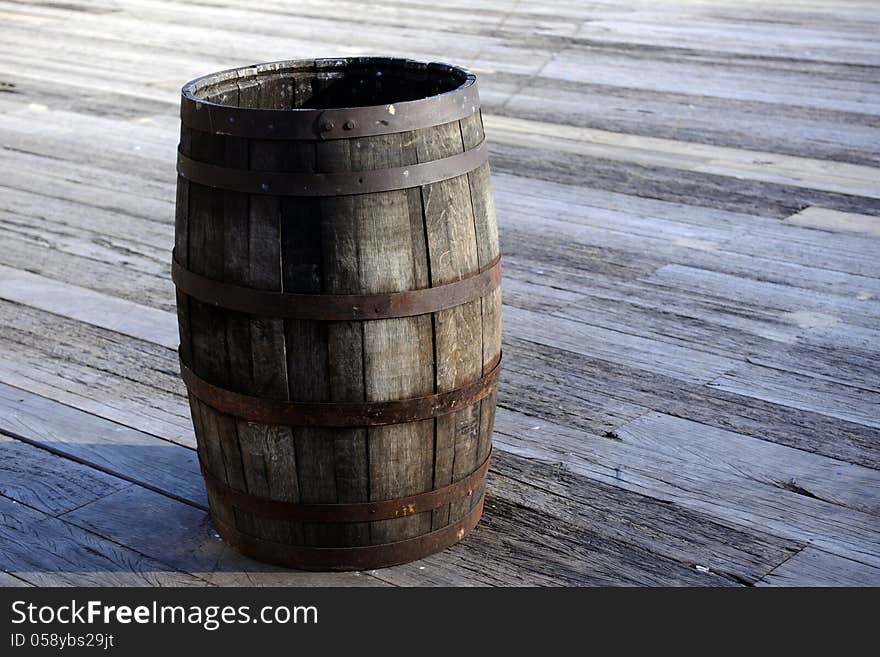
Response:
[[173, 58, 502, 571]]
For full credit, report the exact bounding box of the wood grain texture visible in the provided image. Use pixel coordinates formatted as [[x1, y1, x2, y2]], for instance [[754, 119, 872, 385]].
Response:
[[785, 207, 880, 238], [0, 264, 176, 348], [0, 434, 129, 517], [418, 120, 483, 528], [493, 407, 880, 568], [489, 141, 880, 218], [484, 115, 880, 200], [489, 449, 800, 585], [500, 335, 880, 470], [0, 496, 204, 587], [355, 130, 435, 544], [461, 111, 501, 515], [183, 125, 248, 536], [0, 0, 878, 585], [316, 136, 369, 547], [0, 382, 204, 505], [756, 548, 880, 587], [279, 136, 337, 548]]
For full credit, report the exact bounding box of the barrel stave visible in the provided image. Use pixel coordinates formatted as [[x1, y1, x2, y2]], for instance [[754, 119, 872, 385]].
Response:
[[351, 131, 435, 544], [317, 138, 370, 548]]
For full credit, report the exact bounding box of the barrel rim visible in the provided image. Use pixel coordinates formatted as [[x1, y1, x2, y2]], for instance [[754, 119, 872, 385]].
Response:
[[180, 57, 480, 140]]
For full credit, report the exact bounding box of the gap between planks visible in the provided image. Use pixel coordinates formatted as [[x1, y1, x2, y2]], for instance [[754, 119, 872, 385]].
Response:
[[483, 115, 880, 200]]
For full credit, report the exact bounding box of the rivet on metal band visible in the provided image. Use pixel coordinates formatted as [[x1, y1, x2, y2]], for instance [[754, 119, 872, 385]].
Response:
[[212, 496, 485, 571], [172, 252, 501, 320], [179, 354, 501, 427], [201, 449, 491, 522], [176, 139, 488, 196]]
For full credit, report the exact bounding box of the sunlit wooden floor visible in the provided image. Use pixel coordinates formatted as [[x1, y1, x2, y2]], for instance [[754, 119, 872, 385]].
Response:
[[0, 0, 878, 586]]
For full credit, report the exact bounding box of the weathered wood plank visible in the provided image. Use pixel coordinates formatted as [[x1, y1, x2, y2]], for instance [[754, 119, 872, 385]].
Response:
[[757, 548, 880, 587], [0, 233, 175, 312], [241, 134, 303, 546], [0, 382, 204, 505], [0, 571, 33, 587], [0, 184, 171, 262], [505, 272, 880, 392], [486, 79, 880, 168], [617, 412, 880, 517], [0, 265, 176, 348], [216, 90, 287, 543], [503, 305, 737, 385], [709, 363, 880, 430], [493, 173, 880, 280], [0, 301, 191, 444], [498, 345, 880, 516], [490, 141, 880, 218], [493, 408, 880, 567], [0, 434, 129, 517], [0, 433, 382, 586], [489, 449, 801, 585], [484, 115, 880, 200], [0, 147, 175, 214], [646, 265, 880, 331], [278, 137, 337, 548], [446, 494, 732, 586], [501, 336, 880, 468], [784, 206, 880, 237], [0, 496, 205, 587], [461, 111, 501, 492], [184, 124, 252, 537], [541, 47, 880, 115]]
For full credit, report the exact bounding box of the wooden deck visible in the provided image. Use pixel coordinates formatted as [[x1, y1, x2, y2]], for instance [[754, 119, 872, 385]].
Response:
[[1, 0, 879, 586]]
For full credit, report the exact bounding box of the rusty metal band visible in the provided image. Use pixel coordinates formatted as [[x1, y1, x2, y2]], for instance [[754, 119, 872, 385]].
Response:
[[172, 252, 500, 320], [176, 139, 487, 196], [180, 355, 501, 427], [181, 59, 479, 140], [201, 449, 490, 522], [212, 496, 485, 571]]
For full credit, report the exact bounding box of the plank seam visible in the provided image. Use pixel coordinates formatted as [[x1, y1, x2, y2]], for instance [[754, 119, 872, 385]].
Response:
[[0, 424, 205, 511], [0, 491, 212, 587]]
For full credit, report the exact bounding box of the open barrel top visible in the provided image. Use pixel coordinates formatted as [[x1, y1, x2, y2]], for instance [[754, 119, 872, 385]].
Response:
[[179, 57, 481, 141]]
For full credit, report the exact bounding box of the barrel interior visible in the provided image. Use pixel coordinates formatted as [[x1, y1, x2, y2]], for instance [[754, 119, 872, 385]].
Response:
[[187, 59, 469, 110]]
